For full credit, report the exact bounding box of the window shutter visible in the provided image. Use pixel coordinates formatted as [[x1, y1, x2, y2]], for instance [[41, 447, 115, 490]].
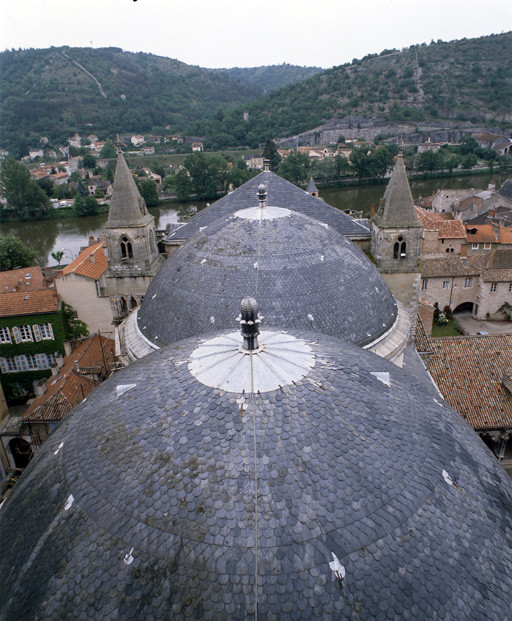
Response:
[[12, 326, 21, 344], [36, 353, 49, 370], [15, 355, 28, 371], [33, 324, 41, 342], [47, 323, 54, 340], [0, 358, 8, 374]]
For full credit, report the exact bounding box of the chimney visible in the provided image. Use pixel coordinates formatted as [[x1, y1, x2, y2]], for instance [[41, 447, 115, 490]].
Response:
[[89, 235, 96, 246], [90, 253, 95, 263], [103, 244, 108, 257], [488, 208, 496, 218], [34, 379, 47, 396], [371, 203, 376, 218]]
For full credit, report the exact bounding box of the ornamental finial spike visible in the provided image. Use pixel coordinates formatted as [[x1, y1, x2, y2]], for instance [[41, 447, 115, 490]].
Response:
[[257, 184, 267, 209], [240, 297, 260, 351]]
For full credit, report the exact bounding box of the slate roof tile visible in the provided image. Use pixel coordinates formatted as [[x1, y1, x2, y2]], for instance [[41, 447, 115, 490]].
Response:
[[1, 330, 512, 619]]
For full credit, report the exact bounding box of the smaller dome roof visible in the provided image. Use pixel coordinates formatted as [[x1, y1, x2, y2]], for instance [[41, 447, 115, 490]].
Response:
[[137, 206, 397, 348]]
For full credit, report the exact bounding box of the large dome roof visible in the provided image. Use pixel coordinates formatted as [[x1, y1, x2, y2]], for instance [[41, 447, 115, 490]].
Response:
[[1, 327, 511, 619], [137, 204, 397, 348]]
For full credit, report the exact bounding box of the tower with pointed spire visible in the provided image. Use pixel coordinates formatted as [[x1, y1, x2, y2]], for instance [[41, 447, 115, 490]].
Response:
[[104, 145, 164, 322], [371, 147, 423, 327]]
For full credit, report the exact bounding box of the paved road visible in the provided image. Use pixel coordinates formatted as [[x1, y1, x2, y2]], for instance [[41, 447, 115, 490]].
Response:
[[455, 312, 512, 336]]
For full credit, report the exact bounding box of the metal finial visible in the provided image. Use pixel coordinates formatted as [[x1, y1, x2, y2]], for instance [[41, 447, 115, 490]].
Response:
[[115, 134, 123, 154], [257, 183, 267, 208], [239, 297, 260, 351]]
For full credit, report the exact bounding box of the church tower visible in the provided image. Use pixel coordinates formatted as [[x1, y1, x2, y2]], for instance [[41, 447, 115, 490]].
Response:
[[104, 142, 164, 322], [371, 147, 422, 328]]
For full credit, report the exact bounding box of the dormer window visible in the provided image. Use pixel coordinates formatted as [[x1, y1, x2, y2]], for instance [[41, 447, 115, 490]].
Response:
[[120, 236, 133, 259]]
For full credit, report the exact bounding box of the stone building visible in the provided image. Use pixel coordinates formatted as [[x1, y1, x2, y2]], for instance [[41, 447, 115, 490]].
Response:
[[54, 239, 114, 337], [420, 249, 512, 319], [371, 149, 423, 327], [104, 148, 164, 323]]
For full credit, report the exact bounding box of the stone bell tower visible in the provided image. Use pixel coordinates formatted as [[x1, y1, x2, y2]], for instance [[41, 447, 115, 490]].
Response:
[[371, 147, 423, 329], [104, 139, 164, 322]]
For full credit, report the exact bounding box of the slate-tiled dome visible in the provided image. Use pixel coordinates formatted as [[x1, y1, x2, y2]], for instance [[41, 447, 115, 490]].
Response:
[[1, 329, 511, 619], [137, 206, 397, 348]]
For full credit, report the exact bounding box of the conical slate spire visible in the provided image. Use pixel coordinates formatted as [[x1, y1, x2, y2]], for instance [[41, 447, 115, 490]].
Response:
[[376, 150, 421, 228], [106, 151, 154, 228], [306, 177, 318, 195]]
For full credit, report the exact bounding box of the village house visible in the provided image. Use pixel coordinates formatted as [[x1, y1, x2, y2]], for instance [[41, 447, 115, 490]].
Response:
[[130, 135, 145, 147], [21, 333, 115, 449], [465, 224, 512, 255], [191, 142, 204, 152], [68, 133, 81, 149], [416, 207, 466, 256], [420, 333, 512, 470], [28, 149, 44, 160], [140, 146, 155, 156], [54, 239, 114, 337], [0, 267, 66, 402], [419, 249, 512, 319], [244, 155, 264, 170], [51, 171, 69, 185]]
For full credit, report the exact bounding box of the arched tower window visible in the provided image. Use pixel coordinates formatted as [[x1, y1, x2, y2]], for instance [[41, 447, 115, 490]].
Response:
[[120, 236, 133, 259], [394, 236, 406, 259]]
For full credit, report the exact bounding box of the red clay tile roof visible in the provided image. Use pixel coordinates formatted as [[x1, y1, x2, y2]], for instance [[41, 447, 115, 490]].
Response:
[[0, 266, 44, 293], [416, 207, 466, 238], [0, 290, 60, 318], [22, 334, 115, 423], [60, 242, 108, 281], [425, 335, 512, 430], [465, 225, 497, 244]]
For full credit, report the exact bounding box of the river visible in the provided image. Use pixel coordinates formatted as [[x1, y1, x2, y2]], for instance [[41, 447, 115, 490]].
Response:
[[1, 172, 509, 267]]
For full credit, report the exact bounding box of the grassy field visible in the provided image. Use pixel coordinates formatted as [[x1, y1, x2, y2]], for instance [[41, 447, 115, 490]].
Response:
[[431, 319, 463, 338]]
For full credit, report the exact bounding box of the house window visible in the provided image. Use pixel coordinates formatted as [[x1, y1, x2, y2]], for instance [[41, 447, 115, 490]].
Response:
[[443, 281, 449, 289], [12, 325, 33, 343], [422, 279, 428, 290], [0, 357, 18, 373], [47, 352, 59, 366], [15, 355, 28, 371], [26, 354, 38, 370], [471, 243, 479, 250], [0, 358, 9, 373], [0, 327, 11, 344], [484, 242, 491, 249], [33, 323, 54, 342], [464, 278, 472, 288], [490, 283, 497, 293], [35, 353, 50, 370], [509, 282, 512, 292]]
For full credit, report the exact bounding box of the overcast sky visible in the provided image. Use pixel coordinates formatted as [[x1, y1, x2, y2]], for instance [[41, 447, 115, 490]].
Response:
[[2, 0, 511, 69]]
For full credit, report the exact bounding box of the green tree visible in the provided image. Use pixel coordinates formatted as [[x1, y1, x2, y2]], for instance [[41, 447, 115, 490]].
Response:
[[36, 177, 55, 197], [138, 179, 159, 207], [74, 195, 99, 216], [262, 140, 281, 171], [170, 168, 192, 201], [100, 139, 117, 159], [416, 150, 443, 172], [83, 153, 96, 169], [278, 151, 311, 184], [51, 250, 65, 267], [77, 178, 89, 196], [368, 147, 394, 177], [349, 146, 372, 181], [0, 157, 52, 220], [461, 153, 478, 169], [62, 302, 89, 339], [184, 153, 228, 200], [0, 234, 38, 271], [443, 154, 460, 174]]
